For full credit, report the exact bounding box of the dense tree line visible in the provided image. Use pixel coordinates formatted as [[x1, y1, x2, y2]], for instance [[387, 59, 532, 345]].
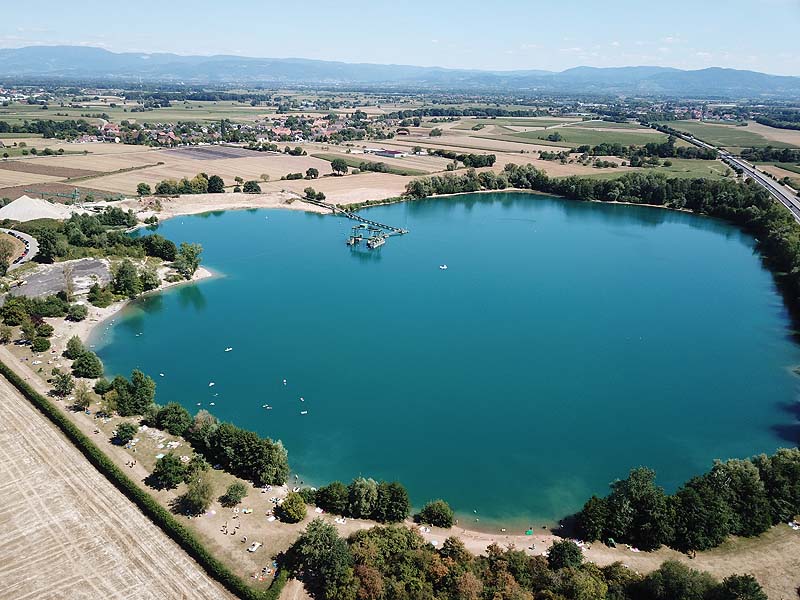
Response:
[[184, 410, 289, 487], [16, 211, 176, 262], [577, 450, 800, 553], [386, 107, 548, 119], [310, 477, 410, 524], [428, 149, 497, 167], [288, 518, 768, 600], [0, 118, 95, 139], [754, 109, 800, 131], [741, 146, 800, 163], [576, 136, 717, 160], [152, 172, 226, 195]]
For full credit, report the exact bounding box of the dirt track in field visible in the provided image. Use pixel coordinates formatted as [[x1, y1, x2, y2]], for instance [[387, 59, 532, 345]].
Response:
[[0, 376, 233, 600]]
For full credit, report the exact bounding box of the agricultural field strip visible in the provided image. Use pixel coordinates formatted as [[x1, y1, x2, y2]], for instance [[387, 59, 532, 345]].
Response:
[[0, 375, 232, 600]]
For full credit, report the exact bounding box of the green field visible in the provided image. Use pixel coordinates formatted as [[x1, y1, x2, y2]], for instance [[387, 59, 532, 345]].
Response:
[[311, 153, 427, 176], [665, 120, 798, 150], [0, 101, 275, 126], [577, 159, 731, 181], [454, 118, 574, 130], [564, 120, 644, 129], [759, 162, 800, 175], [481, 126, 667, 148]]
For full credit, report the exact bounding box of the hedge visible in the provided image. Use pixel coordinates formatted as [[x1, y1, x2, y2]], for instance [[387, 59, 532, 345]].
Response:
[[0, 360, 285, 600]]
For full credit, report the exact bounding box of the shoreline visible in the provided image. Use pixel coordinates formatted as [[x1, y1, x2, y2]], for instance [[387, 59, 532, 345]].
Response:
[[69, 265, 217, 347]]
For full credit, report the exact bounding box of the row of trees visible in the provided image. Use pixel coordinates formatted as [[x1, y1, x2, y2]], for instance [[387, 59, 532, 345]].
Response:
[[428, 149, 498, 168], [309, 478, 411, 524], [741, 146, 800, 163], [184, 410, 289, 487], [575, 136, 717, 160], [148, 172, 226, 196], [577, 449, 800, 552], [289, 518, 767, 600], [0, 118, 95, 139]]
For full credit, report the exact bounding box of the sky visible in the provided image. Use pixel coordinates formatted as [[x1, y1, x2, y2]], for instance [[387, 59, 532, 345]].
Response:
[[2, 0, 799, 75]]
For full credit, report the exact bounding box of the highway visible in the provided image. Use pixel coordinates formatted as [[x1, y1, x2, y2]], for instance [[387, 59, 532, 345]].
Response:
[[672, 131, 800, 222]]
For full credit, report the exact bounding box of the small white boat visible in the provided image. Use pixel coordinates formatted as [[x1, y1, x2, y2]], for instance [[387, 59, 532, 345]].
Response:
[[262, 404, 272, 410], [208, 382, 215, 387], [210, 402, 216, 406], [159, 373, 165, 377], [300, 397, 304, 402], [224, 347, 233, 352], [439, 264, 448, 270], [300, 410, 308, 415], [282, 379, 287, 385]]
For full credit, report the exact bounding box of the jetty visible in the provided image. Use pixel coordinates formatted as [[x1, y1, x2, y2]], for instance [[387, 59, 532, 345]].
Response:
[[300, 197, 408, 248]]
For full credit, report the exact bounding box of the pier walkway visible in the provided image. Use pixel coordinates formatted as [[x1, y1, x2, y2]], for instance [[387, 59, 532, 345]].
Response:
[[300, 197, 409, 235]]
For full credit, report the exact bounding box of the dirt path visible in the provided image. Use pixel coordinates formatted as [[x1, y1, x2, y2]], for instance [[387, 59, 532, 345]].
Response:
[[0, 375, 234, 600]]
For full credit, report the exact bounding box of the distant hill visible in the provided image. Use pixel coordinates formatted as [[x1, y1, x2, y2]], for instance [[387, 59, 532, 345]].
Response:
[[1, 46, 799, 97]]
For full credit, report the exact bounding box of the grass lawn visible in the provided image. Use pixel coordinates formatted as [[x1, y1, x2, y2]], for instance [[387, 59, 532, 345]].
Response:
[[311, 153, 427, 176], [453, 118, 573, 130], [575, 159, 731, 181], [664, 120, 798, 149], [564, 121, 643, 129], [0, 132, 43, 138]]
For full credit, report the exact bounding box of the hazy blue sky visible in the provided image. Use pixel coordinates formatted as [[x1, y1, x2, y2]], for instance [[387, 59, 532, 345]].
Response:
[[3, 0, 799, 74]]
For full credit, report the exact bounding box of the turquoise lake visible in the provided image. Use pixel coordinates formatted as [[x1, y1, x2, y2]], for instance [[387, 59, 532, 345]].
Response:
[[92, 193, 800, 529]]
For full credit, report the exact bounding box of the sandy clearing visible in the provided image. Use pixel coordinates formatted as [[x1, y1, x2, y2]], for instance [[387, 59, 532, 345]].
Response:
[[260, 172, 411, 204], [0, 374, 232, 600], [745, 121, 800, 147]]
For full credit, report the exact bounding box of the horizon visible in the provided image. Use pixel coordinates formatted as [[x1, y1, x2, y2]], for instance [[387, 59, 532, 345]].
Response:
[[2, 44, 798, 78], [2, 0, 799, 76]]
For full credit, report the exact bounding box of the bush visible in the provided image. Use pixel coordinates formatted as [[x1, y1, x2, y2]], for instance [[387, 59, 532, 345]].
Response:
[[67, 304, 89, 322], [114, 422, 138, 445], [88, 283, 115, 308], [36, 323, 54, 338], [31, 337, 51, 353], [279, 491, 307, 523], [242, 180, 261, 193], [219, 482, 248, 507], [417, 499, 454, 528], [179, 472, 214, 515], [64, 335, 86, 359]]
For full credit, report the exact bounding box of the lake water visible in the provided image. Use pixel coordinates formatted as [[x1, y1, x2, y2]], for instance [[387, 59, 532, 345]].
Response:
[[92, 193, 800, 528]]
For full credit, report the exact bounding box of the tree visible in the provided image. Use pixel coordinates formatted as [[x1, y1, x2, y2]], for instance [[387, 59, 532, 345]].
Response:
[[711, 575, 768, 600], [155, 402, 192, 436], [114, 422, 138, 445], [0, 237, 15, 275], [219, 482, 248, 507], [74, 380, 93, 410], [32, 337, 51, 353], [306, 167, 319, 179], [634, 561, 717, 600], [547, 540, 583, 570], [72, 351, 103, 378], [430, 128, 443, 137], [0, 325, 11, 344], [418, 499, 454, 528], [67, 303, 88, 322], [316, 481, 348, 514], [292, 518, 353, 594], [64, 335, 86, 359], [174, 242, 203, 279], [113, 259, 142, 298], [20, 316, 37, 342], [137, 182, 152, 196], [577, 495, 608, 542], [242, 180, 261, 193], [347, 477, 378, 519], [207, 175, 225, 193], [37, 229, 59, 263], [150, 452, 185, 489], [605, 467, 673, 551], [280, 491, 308, 523], [330, 158, 349, 176], [119, 369, 156, 416], [52, 370, 74, 397], [139, 268, 160, 291], [373, 481, 410, 523], [303, 187, 317, 199], [180, 471, 214, 515], [183, 454, 210, 483]]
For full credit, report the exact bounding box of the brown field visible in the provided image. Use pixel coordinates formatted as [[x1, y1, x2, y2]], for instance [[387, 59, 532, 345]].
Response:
[[262, 172, 412, 203], [0, 168, 61, 188], [0, 159, 100, 179], [746, 121, 800, 147], [758, 164, 800, 189], [0, 373, 232, 600]]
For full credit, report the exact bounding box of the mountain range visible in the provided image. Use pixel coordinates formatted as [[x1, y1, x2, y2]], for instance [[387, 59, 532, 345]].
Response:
[[1, 46, 799, 97]]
